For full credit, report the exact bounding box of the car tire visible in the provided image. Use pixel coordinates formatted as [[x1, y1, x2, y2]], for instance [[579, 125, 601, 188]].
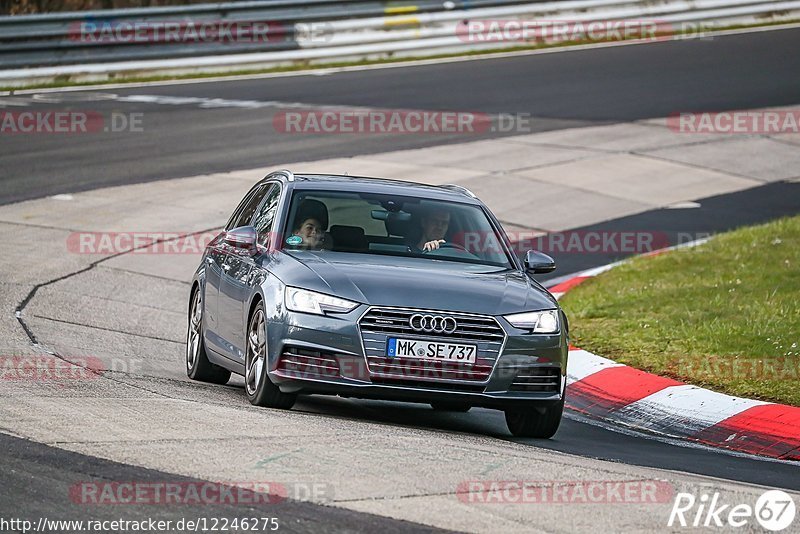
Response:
[[186, 286, 231, 385], [430, 402, 471, 412], [504, 396, 564, 439], [245, 301, 296, 410]]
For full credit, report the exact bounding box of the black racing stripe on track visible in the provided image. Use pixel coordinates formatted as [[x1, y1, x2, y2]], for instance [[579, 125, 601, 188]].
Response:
[[0, 432, 449, 534], [529, 180, 800, 283]]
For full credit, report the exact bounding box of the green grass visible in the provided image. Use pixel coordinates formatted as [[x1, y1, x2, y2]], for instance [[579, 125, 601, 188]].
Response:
[[560, 215, 800, 406], [3, 19, 798, 92]]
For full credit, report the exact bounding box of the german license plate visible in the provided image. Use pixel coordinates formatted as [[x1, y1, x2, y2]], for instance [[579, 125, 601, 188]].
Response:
[[386, 338, 477, 364]]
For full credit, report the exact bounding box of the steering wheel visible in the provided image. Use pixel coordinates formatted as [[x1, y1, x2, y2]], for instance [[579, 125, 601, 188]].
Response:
[[437, 242, 469, 253], [425, 242, 480, 260]]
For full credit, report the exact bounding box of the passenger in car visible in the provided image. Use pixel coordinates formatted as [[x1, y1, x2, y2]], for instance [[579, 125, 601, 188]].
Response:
[[290, 199, 332, 250], [292, 217, 326, 249]]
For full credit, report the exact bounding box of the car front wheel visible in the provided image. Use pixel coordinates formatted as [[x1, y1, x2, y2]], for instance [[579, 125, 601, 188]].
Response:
[[245, 301, 296, 410], [504, 397, 564, 438]]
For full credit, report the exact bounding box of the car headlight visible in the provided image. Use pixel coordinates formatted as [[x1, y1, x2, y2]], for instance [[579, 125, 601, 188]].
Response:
[[504, 310, 560, 333], [284, 287, 358, 315]]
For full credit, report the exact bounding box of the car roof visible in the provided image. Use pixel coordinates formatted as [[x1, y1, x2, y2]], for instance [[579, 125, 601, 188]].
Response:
[[262, 172, 482, 204]]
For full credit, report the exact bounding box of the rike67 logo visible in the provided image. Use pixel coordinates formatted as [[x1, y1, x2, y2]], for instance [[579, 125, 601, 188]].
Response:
[[669, 490, 796, 531]]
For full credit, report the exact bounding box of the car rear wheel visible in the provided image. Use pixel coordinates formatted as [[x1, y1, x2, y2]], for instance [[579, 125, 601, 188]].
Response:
[[245, 302, 296, 409], [504, 397, 564, 438], [186, 287, 231, 385], [430, 402, 471, 412]]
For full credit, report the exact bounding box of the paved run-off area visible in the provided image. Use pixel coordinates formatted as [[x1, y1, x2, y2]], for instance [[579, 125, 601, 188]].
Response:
[[1, 109, 799, 531]]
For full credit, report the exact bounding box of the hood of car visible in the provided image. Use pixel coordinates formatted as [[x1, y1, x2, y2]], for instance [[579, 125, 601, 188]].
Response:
[[273, 251, 557, 316]]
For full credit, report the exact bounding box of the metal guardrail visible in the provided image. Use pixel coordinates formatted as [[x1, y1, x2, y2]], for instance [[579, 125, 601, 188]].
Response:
[[0, 0, 797, 85], [0, 0, 545, 69]]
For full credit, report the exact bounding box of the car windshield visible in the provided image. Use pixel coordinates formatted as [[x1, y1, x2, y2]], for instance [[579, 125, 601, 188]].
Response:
[[282, 190, 514, 269]]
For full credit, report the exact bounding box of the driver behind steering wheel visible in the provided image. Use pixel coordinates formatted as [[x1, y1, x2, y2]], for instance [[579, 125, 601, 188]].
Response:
[[413, 208, 451, 252]]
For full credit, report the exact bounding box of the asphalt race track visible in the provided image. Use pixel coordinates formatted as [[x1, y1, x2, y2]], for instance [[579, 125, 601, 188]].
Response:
[[2, 27, 800, 205], [2, 25, 800, 532], [0, 433, 444, 533]]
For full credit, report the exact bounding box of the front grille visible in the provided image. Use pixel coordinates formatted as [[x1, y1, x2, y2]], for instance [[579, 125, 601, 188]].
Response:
[[360, 308, 505, 342], [509, 366, 561, 392], [277, 347, 340, 378], [359, 307, 506, 384]]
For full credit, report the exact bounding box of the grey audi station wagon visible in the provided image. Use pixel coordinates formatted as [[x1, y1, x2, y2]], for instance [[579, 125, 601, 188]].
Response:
[[187, 170, 569, 438]]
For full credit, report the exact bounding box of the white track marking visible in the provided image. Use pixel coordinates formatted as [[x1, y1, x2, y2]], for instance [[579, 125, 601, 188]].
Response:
[[567, 349, 624, 384], [612, 384, 770, 435], [0, 97, 32, 107]]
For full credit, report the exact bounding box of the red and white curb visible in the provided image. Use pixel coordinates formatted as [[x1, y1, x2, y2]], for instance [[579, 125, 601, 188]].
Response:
[[550, 240, 800, 461]]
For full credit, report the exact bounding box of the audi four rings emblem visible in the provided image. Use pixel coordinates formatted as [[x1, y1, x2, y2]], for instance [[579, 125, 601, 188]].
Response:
[[409, 314, 458, 334]]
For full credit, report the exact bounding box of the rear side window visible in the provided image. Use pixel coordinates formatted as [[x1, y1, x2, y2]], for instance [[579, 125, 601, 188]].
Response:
[[226, 184, 269, 230], [253, 184, 281, 245]]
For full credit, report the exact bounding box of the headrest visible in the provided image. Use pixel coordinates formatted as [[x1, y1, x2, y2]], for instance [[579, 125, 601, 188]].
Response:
[[330, 225, 365, 241], [294, 199, 329, 231], [330, 225, 367, 252]]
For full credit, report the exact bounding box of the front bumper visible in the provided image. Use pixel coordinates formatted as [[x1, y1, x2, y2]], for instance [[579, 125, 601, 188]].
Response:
[[266, 305, 568, 407]]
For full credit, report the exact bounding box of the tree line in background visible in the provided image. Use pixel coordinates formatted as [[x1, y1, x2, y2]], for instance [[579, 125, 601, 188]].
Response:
[[1, 0, 213, 15]]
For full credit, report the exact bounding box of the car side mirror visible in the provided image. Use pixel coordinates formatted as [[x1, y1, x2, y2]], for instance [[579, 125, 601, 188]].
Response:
[[525, 250, 556, 274], [224, 225, 258, 253]]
